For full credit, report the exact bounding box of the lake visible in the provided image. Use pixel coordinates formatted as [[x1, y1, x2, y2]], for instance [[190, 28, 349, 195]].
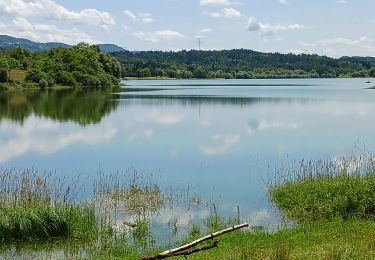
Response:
[[1, 78, 375, 236]]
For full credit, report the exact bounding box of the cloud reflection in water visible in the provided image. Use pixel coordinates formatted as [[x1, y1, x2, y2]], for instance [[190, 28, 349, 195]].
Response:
[[0, 116, 117, 163]]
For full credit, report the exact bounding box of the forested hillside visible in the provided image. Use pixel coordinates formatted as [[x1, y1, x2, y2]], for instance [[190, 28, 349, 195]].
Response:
[[0, 43, 123, 90], [113, 49, 375, 79]]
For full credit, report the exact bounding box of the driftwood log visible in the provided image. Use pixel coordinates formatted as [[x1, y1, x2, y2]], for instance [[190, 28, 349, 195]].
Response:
[[141, 223, 249, 260]]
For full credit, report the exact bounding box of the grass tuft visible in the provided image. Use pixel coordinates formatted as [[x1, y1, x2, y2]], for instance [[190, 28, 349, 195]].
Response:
[[0, 169, 96, 242], [270, 154, 375, 222]]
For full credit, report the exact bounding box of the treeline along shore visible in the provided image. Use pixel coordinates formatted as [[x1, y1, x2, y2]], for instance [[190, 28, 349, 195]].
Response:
[[2, 42, 375, 91], [113, 49, 375, 79]]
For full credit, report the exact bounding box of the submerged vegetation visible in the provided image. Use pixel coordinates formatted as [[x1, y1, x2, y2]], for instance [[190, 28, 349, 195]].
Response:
[[0, 43, 123, 90]]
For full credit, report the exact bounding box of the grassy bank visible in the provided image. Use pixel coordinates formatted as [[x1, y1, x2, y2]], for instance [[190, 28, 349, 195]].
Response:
[[4, 218, 375, 259], [180, 220, 375, 260]]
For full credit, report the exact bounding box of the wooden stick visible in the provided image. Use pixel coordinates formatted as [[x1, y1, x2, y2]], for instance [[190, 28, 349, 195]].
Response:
[[141, 223, 248, 260], [168, 240, 219, 258]]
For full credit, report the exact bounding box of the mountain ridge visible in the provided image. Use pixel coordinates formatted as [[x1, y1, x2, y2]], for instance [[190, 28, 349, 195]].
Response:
[[0, 35, 126, 53]]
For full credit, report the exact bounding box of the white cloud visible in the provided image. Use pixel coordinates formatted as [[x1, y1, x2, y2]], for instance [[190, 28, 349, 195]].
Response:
[[200, 28, 212, 33], [247, 17, 261, 31], [247, 17, 304, 36], [124, 10, 154, 23], [319, 36, 373, 46], [200, 0, 231, 6], [298, 36, 375, 57], [223, 7, 242, 18], [134, 30, 185, 43], [201, 134, 240, 156], [9, 17, 95, 44], [278, 0, 289, 5], [0, 0, 116, 30], [299, 36, 375, 55], [139, 13, 154, 23], [338, 0, 348, 3], [204, 11, 222, 18], [204, 7, 242, 19], [122, 25, 132, 32], [124, 10, 137, 21], [0, 21, 5, 30]]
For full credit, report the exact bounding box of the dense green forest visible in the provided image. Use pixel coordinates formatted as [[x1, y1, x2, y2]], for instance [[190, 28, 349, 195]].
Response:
[[113, 49, 375, 79], [0, 43, 123, 90]]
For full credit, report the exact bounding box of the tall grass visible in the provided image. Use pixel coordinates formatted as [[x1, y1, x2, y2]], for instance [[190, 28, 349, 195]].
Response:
[[269, 153, 375, 222], [0, 169, 96, 241]]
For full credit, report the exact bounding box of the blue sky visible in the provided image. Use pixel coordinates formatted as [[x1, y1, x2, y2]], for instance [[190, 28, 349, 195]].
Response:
[[0, 0, 374, 57]]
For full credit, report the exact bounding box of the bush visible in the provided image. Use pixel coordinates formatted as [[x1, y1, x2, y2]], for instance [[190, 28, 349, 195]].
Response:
[[25, 68, 46, 83], [0, 68, 9, 83], [38, 78, 49, 90], [96, 73, 119, 88], [369, 68, 375, 77], [72, 71, 100, 87], [55, 70, 77, 87], [137, 68, 151, 78]]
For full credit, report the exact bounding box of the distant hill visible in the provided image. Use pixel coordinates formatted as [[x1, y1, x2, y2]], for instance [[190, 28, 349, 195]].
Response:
[[97, 44, 126, 53], [0, 35, 126, 53], [0, 35, 70, 51]]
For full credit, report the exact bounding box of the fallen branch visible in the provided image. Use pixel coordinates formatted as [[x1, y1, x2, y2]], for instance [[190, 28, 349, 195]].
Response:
[[141, 223, 249, 260], [170, 240, 219, 258]]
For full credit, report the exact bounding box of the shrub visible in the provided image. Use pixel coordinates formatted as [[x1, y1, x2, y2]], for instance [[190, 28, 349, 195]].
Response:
[[55, 70, 77, 87], [73, 71, 101, 87], [369, 67, 375, 77], [97, 73, 115, 88], [0, 68, 9, 83], [38, 78, 49, 90], [25, 68, 46, 83]]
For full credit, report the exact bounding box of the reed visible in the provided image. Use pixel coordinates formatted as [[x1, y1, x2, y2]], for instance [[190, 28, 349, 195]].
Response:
[[0, 169, 96, 242]]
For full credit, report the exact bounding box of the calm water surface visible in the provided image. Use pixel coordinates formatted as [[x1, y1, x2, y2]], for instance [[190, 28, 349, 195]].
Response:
[[1, 78, 375, 231]]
